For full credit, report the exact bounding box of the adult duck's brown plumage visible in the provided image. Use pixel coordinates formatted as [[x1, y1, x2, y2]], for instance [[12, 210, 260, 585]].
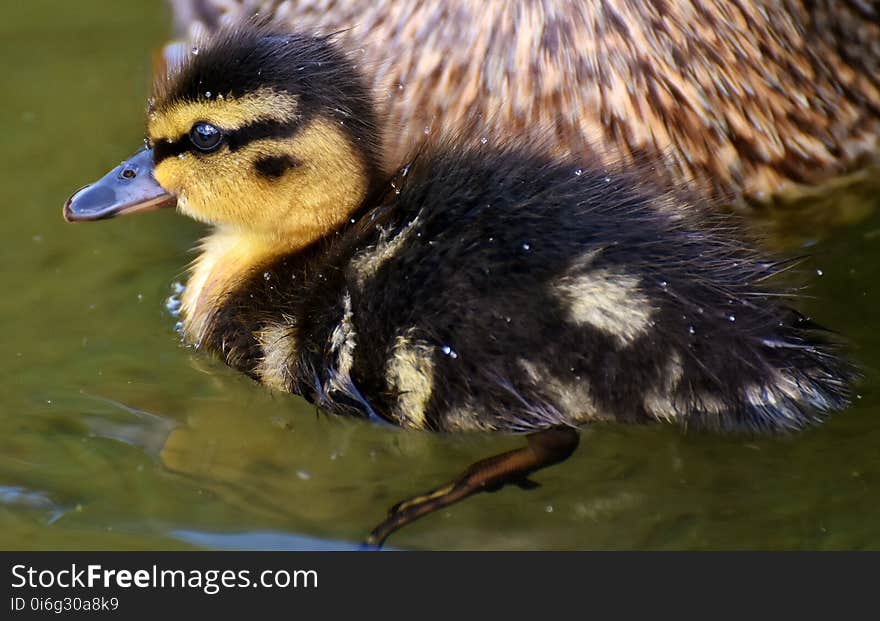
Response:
[[167, 0, 880, 212]]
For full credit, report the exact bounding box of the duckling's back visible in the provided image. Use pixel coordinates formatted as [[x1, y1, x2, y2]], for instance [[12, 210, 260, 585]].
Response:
[[217, 142, 853, 433]]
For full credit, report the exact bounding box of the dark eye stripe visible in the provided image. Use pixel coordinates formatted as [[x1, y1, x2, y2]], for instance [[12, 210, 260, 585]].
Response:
[[227, 119, 299, 152], [152, 136, 190, 163], [152, 118, 301, 164]]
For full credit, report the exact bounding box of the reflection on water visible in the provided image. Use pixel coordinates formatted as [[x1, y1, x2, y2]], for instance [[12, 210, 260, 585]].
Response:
[[171, 530, 369, 551], [0, 1, 878, 550]]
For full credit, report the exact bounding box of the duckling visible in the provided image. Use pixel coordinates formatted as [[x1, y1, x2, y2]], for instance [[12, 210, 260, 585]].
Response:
[[166, 0, 880, 213], [64, 25, 854, 546]]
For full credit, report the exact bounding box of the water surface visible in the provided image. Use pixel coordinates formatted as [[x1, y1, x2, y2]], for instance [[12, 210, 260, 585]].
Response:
[[1, 1, 878, 550]]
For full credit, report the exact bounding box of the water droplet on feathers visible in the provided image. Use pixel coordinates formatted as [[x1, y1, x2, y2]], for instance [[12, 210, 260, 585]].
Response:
[[441, 345, 458, 359]]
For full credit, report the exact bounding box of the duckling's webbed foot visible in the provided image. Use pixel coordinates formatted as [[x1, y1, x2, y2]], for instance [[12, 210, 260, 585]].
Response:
[[364, 426, 580, 548]]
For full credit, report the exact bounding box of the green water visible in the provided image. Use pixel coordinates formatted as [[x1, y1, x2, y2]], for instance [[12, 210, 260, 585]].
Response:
[[2, 1, 878, 551]]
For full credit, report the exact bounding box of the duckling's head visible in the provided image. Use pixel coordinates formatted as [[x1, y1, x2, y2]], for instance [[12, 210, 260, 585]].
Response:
[[65, 26, 381, 246]]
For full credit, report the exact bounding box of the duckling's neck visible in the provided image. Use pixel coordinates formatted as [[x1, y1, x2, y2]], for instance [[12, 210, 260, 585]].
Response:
[[179, 158, 391, 346], [180, 227, 318, 346]]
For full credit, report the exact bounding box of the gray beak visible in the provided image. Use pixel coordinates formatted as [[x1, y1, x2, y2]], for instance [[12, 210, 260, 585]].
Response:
[[63, 147, 176, 222]]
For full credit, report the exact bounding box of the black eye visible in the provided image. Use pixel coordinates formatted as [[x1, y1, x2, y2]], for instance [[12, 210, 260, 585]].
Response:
[[189, 122, 223, 152]]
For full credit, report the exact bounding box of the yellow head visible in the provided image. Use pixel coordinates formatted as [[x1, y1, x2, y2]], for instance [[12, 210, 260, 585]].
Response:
[[65, 26, 382, 248], [151, 28, 381, 245]]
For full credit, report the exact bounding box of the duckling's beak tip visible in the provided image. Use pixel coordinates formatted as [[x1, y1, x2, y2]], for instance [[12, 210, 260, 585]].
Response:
[[62, 186, 89, 222]]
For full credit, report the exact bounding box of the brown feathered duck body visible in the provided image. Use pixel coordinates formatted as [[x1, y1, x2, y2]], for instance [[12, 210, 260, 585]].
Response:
[[64, 25, 854, 435], [166, 0, 880, 213]]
